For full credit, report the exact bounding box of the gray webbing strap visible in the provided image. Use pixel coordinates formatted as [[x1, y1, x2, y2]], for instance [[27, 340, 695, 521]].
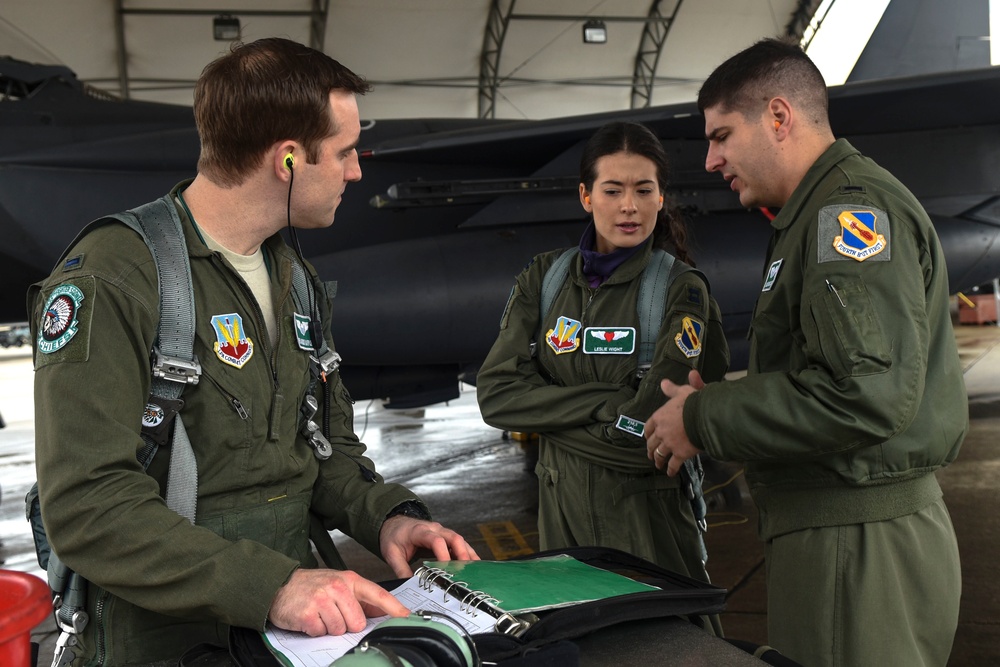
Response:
[[110, 196, 200, 524], [290, 259, 328, 356], [539, 248, 577, 324], [636, 249, 675, 370], [538, 247, 678, 373]]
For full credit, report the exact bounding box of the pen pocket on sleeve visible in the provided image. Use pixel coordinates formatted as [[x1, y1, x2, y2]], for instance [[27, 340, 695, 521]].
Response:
[[809, 277, 891, 380]]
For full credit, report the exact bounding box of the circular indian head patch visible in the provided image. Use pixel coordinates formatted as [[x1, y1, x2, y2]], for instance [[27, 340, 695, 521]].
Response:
[[142, 403, 165, 428], [39, 284, 85, 354]]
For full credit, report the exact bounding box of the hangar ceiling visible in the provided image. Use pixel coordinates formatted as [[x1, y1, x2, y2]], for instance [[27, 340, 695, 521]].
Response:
[[1, 0, 820, 120]]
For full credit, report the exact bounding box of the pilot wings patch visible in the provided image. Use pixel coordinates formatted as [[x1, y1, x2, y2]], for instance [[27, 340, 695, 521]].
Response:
[[583, 327, 635, 354]]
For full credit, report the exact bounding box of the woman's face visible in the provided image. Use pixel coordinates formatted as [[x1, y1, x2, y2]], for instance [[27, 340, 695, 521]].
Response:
[[580, 151, 663, 254]]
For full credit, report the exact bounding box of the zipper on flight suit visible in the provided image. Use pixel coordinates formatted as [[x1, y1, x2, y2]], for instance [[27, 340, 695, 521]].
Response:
[[578, 287, 600, 382], [216, 254, 285, 441], [93, 588, 111, 664], [202, 373, 250, 419]]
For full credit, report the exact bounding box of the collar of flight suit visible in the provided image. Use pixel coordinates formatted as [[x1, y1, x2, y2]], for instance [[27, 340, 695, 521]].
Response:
[[770, 138, 861, 231]]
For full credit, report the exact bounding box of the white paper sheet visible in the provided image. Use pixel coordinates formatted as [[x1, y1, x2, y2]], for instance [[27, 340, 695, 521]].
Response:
[[261, 574, 498, 666]]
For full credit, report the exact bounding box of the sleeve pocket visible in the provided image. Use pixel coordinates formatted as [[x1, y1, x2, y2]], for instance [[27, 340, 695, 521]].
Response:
[[809, 277, 892, 380]]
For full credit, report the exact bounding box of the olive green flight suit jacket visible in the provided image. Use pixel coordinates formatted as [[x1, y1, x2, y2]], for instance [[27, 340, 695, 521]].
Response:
[[683, 139, 967, 540], [477, 240, 730, 472], [28, 184, 423, 665]]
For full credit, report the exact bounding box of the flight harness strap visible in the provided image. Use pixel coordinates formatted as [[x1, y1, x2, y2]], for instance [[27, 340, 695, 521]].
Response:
[[35, 197, 341, 666], [535, 247, 710, 563], [537, 247, 678, 373], [107, 196, 201, 525], [36, 195, 202, 667]]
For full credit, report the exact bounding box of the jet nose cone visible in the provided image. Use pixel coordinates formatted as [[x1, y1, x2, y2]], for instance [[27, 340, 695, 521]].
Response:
[[935, 214, 1000, 293]]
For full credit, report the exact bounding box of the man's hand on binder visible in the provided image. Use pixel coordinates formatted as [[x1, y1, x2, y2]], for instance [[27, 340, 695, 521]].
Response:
[[268, 568, 410, 636], [645, 369, 705, 477], [379, 517, 481, 578]]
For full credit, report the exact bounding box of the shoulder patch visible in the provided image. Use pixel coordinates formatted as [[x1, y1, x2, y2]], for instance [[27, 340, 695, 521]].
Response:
[[499, 284, 517, 330], [39, 283, 86, 354], [818, 204, 891, 263], [674, 316, 704, 358]]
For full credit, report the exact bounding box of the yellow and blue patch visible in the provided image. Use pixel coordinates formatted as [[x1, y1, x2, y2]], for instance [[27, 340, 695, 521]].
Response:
[[818, 204, 891, 263], [674, 316, 703, 358]]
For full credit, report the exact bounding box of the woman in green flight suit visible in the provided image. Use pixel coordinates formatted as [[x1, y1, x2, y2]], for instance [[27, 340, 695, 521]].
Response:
[[476, 122, 729, 632]]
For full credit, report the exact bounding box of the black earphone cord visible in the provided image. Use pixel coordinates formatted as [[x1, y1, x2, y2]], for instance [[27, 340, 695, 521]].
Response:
[[286, 163, 376, 483]]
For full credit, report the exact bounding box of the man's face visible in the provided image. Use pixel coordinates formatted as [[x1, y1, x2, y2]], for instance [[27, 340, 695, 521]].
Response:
[[293, 90, 362, 228], [703, 105, 782, 209]]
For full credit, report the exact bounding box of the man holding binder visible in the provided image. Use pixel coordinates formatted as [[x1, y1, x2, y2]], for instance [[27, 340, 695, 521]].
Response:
[[644, 39, 965, 667], [30, 38, 477, 666]]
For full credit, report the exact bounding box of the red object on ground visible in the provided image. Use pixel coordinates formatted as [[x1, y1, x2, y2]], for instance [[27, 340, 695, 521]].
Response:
[[0, 570, 51, 667]]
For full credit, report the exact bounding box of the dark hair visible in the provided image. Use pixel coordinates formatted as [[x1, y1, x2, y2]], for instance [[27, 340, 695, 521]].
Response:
[[579, 121, 692, 265], [194, 37, 371, 187], [697, 37, 829, 127]]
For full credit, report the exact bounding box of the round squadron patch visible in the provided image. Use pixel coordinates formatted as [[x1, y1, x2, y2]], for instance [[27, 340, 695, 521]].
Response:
[[142, 403, 165, 428], [38, 284, 85, 354]]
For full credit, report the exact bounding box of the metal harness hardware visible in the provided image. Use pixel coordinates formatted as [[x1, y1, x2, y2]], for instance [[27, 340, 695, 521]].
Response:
[[151, 348, 202, 385], [29, 194, 326, 666]]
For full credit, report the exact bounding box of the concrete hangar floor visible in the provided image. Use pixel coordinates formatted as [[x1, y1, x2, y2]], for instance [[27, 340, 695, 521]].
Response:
[[2, 322, 997, 665]]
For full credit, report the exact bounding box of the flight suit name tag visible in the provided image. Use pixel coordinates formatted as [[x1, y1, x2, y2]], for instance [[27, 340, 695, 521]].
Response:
[[293, 312, 314, 351], [583, 327, 635, 354], [615, 415, 645, 437]]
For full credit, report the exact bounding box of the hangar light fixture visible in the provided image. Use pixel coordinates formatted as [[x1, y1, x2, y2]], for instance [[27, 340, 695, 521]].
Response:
[[583, 19, 607, 44], [213, 15, 241, 41]]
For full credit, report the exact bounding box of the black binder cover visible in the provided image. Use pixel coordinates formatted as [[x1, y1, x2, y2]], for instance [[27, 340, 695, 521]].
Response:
[[227, 545, 727, 666]]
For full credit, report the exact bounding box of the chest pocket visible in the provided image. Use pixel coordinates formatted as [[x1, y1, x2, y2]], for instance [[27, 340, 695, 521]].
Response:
[[806, 276, 891, 380], [749, 304, 801, 373], [198, 493, 314, 566]]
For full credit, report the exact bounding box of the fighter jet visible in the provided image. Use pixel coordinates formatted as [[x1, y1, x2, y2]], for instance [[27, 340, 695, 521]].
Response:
[[2, 55, 1000, 407]]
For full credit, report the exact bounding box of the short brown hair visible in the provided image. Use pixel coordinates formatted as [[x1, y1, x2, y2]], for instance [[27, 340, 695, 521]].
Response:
[[194, 37, 371, 186], [698, 38, 829, 127]]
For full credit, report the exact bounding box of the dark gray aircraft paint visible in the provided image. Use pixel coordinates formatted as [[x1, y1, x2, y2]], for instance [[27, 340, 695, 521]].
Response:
[[2, 57, 1000, 407]]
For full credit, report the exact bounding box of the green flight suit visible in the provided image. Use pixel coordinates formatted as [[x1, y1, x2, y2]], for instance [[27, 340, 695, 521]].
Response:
[[477, 240, 729, 617], [683, 140, 966, 666], [28, 183, 425, 666]]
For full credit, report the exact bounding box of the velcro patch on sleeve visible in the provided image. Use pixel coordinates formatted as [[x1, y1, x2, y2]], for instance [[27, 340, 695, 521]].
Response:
[[35, 276, 95, 367], [818, 204, 891, 263], [674, 315, 704, 359]]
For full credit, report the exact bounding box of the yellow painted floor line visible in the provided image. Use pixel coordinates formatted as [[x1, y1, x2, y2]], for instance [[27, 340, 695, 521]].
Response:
[[477, 520, 535, 560]]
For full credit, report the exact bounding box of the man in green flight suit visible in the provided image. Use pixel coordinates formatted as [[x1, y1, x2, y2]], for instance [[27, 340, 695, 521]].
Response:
[[29, 38, 477, 666], [644, 39, 966, 667]]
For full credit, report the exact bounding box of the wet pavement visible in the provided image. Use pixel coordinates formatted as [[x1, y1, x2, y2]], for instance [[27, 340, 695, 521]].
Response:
[[3, 322, 999, 665]]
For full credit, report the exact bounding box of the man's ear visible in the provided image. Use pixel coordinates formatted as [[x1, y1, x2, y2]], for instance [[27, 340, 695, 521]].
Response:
[[768, 97, 792, 138], [276, 142, 298, 179]]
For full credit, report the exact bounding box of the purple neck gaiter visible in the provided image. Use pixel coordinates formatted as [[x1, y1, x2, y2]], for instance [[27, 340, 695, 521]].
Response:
[[578, 221, 648, 288]]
